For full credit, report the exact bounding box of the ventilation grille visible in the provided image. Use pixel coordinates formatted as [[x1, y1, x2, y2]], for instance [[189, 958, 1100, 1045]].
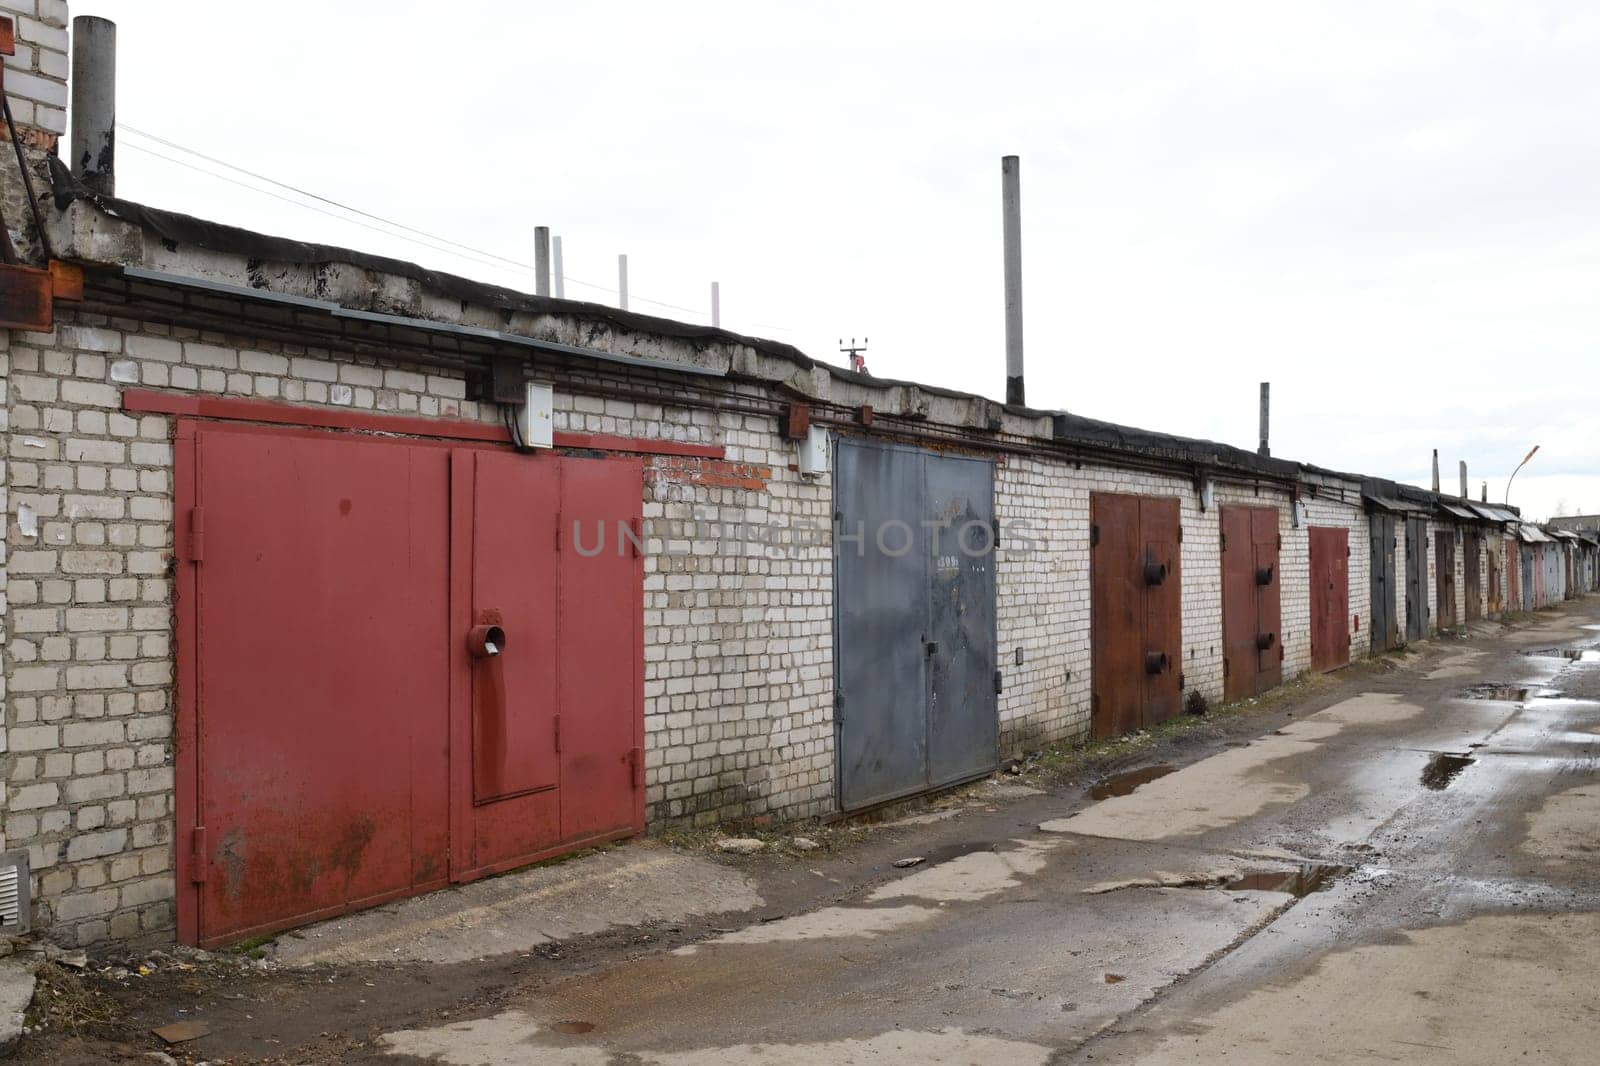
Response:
[[0, 850, 30, 934]]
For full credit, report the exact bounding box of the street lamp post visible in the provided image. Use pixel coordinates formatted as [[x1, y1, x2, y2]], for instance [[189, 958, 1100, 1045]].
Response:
[[1505, 444, 1540, 506]]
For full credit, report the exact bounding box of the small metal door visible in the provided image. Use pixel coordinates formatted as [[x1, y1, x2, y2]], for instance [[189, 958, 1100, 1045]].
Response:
[[1091, 493, 1183, 737], [834, 438, 997, 811], [1309, 526, 1350, 672], [1522, 545, 1534, 610], [1221, 506, 1282, 699], [1369, 514, 1398, 652], [1404, 517, 1429, 641], [1435, 531, 1458, 630], [1463, 531, 1482, 622]]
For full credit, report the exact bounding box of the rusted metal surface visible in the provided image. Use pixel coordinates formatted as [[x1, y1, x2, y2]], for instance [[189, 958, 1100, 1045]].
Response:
[[1221, 506, 1282, 699], [189, 426, 453, 947], [179, 423, 644, 946], [1368, 513, 1398, 652], [1309, 526, 1350, 672], [1435, 530, 1458, 630], [1092, 493, 1182, 737], [1463, 531, 1483, 622], [1405, 518, 1429, 640], [0, 264, 53, 329]]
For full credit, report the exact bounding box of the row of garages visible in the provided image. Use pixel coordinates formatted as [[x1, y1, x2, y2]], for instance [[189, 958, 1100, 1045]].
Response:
[[19, 189, 1598, 949]]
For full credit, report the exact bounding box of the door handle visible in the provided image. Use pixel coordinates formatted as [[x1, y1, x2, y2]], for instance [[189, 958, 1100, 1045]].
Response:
[[1256, 632, 1276, 651], [468, 623, 507, 658], [1256, 565, 1274, 586], [1144, 651, 1169, 675], [924, 639, 940, 658], [1144, 561, 1168, 586]]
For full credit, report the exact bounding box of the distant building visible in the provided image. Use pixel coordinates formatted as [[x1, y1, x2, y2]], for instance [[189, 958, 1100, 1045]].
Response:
[[1549, 515, 1600, 532]]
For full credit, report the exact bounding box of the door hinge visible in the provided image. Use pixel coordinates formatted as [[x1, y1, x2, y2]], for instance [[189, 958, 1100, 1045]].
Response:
[[553, 714, 561, 753], [1223, 657, 1231, 678], [991, 517, 1000, 550], [1278, 644, 1285, 661], [554, 510, 563, 551], [629, 517, 643, 558], [1178, 526, 1184, 543], [1090, 523, 1100, 547], [1178, 671, 1185, 689], [993, 669, 1004, 695], [186, 507, 205, 562], [833, 689, 845, 721], [1277, 533, 1283, 550], [1092, 692, 1100, 714], [629, 746, 644, 789], [1221, 531, 1227, 552], [190, 826, 207, 883]]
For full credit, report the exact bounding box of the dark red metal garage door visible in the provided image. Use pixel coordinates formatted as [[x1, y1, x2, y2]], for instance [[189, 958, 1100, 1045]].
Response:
[[1220, 506, 1282, 699], [1309, 526, 1350, 673], [175, 423, 643, 947], [1090, 493, 1182, 738]]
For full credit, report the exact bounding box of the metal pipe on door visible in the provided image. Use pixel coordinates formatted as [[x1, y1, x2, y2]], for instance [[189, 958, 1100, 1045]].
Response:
[[553, 236, 566, 299], [534, 227, 551, 297], [1001, 155, 1025, 406], [618, 254, 629, 310]]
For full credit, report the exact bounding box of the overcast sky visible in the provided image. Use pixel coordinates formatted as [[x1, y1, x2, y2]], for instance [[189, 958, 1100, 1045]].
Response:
[[76, 1, 1599, 520]]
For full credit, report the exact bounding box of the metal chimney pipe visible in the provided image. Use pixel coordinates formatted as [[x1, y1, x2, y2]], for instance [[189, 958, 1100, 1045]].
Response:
[[1001, 155, 1024, 406], [1481, 481, 1488, 503], [70, 16, 117, 196], [552, 236, 565, 299], [534, 226, 551, 297], [1432, 450, 1441, 493], [1459, 461, 1468, 499], [711, 281, 721, 328], [618, 254, 629, 310], [1258, 382, 1270, 457]]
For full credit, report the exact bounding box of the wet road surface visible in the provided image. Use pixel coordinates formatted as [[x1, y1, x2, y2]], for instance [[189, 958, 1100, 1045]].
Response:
[[366, 603, 1600, 1065], [24, 601, 1600, 1064]]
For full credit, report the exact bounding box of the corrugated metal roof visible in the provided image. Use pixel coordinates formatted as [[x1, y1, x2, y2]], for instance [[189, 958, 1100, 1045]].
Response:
[[1437, 502, 1479, 521], [1466, 503, 1519, 524], [1364, 494, 1423, 515], [1518, 526, 1556, 543]]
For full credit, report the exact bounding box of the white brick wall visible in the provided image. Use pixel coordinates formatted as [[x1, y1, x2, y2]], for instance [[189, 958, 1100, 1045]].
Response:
[[0, 1, 69, 137]]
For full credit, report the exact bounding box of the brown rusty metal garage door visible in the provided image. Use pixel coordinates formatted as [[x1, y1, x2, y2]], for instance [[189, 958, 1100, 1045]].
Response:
[[1463, 530, 1482, 622], [175, 422, 644, 947], [1220, 505, 1282, 700], [1435, 530, 1458, 630], [1091, 493, 1182, 738], [1309, 526, 1350, 672]]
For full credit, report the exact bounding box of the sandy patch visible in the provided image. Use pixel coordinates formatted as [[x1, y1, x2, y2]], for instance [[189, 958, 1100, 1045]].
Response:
[[867, 839, 1057, 903], [1522, 783, 1600, 863]]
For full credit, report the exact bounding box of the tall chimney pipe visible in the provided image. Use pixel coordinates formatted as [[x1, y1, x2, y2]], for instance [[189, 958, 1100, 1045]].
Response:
[[1481, 481, 1488, 503], [618, 254, 629, 310], [534, 226, 551, 297], [1001, 155, 1024, 406], [1459, 460, 1468, 499], [1258, 382, 1270, 457], [552, 236, 565, 299], [711, 281, 721, 328], [70, 16, 117, 196], [1432, 450, 1441, 493]]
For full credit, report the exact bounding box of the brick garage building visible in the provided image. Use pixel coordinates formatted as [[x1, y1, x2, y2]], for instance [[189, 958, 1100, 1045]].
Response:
[[0, 3, 1546, 947]]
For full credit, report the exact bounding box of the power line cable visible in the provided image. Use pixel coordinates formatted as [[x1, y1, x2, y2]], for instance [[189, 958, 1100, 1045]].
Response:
[[117, 124, 800, 333]]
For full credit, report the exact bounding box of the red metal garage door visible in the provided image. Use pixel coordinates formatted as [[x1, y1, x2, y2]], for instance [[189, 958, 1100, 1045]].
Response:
[[1309, 526, 1350, 673], [1220, 506, 1283, 699], [176, 422, 643, 947], [1090, 493, 1182, 738]]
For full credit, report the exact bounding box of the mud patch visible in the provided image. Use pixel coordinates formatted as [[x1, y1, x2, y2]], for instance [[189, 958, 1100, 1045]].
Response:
[[1090, 765, 1176, 799], [1522, 648, 1600, 661], [1420, 753, 1474, 790]]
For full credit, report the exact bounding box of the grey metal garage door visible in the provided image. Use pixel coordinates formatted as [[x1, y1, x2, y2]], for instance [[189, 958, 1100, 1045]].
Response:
[[834, 437, 998, 810]]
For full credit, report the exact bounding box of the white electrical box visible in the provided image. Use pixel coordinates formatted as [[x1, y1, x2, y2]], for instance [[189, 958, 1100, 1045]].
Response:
[[518, 383, 554, 449], [798, 425, 829, 476]]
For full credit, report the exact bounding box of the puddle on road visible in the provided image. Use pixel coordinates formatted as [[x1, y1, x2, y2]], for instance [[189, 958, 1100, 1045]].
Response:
[[1090, 765, 1176, 799], [1461, 684, 1528, 701], [1522, 648, 1600, 662], [1224, 864, 1350, 897], [1421, 753, 1474, 790]]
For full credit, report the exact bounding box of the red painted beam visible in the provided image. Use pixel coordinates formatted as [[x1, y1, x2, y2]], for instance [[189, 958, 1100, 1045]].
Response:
[[121, 390, 725, 459]]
